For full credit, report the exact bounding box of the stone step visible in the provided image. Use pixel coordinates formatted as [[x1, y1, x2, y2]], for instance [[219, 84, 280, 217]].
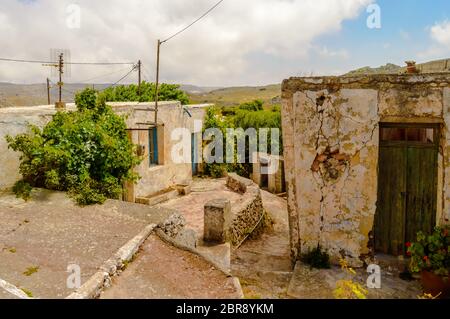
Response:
[[136, 189, 179, 206]]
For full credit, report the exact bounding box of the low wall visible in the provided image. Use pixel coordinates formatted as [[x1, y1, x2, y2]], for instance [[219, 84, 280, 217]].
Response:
[[225, 173, 268, 247]]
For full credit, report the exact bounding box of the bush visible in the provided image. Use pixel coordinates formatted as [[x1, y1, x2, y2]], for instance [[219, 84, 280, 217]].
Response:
[[6, 88, 141, 205], [99, 81, 190, 105], [302, 245, 331, 269], [238, 100, 264, 111]]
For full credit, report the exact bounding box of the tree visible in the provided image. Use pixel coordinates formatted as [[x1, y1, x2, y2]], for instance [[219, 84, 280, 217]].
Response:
[[6, 88, 141, 205], [99, 81, 190, 105]]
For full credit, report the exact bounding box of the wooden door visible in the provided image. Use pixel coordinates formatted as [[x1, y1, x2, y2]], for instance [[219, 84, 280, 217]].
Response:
[[375, 124, 439, 256]]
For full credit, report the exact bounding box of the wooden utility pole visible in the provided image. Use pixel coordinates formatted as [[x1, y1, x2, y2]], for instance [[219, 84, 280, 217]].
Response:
[[154, 40, 161, 125], [57, 53, 64, 104], [46, 78, 51, 105], [137, 60, 142, 96]]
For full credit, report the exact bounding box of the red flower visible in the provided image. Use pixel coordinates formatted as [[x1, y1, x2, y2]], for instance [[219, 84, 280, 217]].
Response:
[[423, 256, 429, 261], [406, 251, 411, 257], [406, 242, 412, 248]]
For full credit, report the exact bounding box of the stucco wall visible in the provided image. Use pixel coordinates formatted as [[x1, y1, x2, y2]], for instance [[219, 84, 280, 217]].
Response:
[[111, 102, 207, 198], [0, 102, 208, 199], [282, 74, 450, 266]]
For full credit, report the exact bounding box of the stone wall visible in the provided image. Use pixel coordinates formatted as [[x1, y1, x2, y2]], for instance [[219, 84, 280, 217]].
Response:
[[282, 73, 450, 266], [225, 173, 267, 247]]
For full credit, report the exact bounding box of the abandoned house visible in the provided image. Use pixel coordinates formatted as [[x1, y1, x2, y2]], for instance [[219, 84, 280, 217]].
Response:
[[282, 73, 450, 266], [0, 101, 208, 201]]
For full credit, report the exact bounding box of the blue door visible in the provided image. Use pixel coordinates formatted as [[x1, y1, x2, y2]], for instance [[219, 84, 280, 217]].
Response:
[[191, 133, 197, 175]]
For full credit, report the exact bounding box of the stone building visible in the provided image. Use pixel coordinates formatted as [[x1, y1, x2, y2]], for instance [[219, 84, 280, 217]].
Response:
[[0, 101, 208, 202], [281, 73, 450, 266]]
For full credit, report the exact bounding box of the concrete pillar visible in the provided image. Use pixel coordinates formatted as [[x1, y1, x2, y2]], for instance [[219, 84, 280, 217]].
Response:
[[204, 199, 231, 243]]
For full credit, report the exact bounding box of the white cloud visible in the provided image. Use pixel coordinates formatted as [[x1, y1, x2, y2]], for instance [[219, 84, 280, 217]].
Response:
[[418, 20, 450, 59], [430, 20, 450, 47], [315, 46, 349, 59], [0, 0, 372, 86]]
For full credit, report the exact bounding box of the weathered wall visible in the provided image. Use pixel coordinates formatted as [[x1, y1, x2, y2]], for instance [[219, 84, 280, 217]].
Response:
[[111, 102, 207, 198], [0, 102, 208, 199], [282, 74, 450, 266]]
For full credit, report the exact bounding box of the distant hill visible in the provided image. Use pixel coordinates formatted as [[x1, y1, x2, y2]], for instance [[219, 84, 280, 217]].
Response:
[[1, 58, 448, 108], [344, 58, 450, 76], [188, 84, 281, 108], [345, 63, 402, 76], [179, 84, 222, 94], [0, 83, 112, 108]]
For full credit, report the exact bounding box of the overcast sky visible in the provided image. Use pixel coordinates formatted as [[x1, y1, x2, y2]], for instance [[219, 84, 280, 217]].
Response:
[[0, 0, 449, 86]]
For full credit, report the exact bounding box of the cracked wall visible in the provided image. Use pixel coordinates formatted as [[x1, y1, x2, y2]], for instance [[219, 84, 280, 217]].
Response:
[[282, 74, 450, 267]]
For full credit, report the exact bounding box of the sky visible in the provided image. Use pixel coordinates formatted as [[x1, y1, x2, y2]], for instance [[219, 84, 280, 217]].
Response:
[[0, 0, 449, 87]]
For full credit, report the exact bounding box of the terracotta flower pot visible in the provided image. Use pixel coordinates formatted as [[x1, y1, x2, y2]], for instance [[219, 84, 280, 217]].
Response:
[[421, 270, 450, 299]]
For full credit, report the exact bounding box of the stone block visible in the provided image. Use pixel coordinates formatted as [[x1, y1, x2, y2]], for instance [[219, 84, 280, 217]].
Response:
[[226, 173, 253, 194], [204, 199, 231, 243]]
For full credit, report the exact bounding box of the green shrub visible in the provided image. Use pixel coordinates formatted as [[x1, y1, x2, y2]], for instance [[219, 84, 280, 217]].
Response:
[[238, 99, 264, 111], [99, 81, 190, 105], [12, 180, 32, 201], [302, 245, 331, 269], [6, 88, 141, 205]]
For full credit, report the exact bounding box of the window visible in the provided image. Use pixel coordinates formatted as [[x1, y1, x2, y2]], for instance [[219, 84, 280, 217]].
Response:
[[380, 126, 436, 144], [149, 127, 159, 166]]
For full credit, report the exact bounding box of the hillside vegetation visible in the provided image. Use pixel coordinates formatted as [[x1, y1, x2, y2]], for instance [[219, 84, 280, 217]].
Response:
[[188, 84, 281, 108]]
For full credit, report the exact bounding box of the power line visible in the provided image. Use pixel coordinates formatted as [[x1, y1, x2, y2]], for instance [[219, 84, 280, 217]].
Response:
[[0, 57, 135, 66], [66, 61, 135, 66], [0, 57, 55, 64], [99, 66, 138, 92], [161, 0, 225, 44], [74, 66, 135, 84]]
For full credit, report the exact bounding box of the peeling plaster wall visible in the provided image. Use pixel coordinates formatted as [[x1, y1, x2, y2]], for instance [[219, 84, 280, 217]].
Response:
[[282, 74, 450, 267]]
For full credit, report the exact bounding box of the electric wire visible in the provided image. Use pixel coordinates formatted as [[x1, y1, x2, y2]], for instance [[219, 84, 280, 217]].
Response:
[[161, 0, 225, 44]]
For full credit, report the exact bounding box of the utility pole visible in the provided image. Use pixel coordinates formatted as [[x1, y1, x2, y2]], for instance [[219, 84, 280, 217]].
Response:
[[137, 60, 142, 97], [154, 40, 161, 125], [57, 53, 64, 104], [46, 78, 51, 105]]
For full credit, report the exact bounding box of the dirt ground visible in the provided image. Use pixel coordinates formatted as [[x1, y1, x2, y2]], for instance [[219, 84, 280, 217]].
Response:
[[100, 234, 241, 299], [0, 189, 172, 299]]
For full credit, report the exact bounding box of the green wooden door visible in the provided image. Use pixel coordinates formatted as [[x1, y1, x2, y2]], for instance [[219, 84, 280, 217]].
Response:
[[375, 125, 439, 256], [405, 146, 437, 245]]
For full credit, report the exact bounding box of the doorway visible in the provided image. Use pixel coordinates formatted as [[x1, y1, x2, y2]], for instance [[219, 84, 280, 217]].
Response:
[[191, 133, 198, 175], [374, 123, 439, 256]]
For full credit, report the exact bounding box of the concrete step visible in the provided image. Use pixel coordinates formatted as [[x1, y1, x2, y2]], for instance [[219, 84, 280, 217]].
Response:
[[136, 189, 179, 206]]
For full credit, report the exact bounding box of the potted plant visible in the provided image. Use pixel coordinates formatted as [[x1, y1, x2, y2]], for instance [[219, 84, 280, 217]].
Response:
[[407, 226, 450, 299]]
